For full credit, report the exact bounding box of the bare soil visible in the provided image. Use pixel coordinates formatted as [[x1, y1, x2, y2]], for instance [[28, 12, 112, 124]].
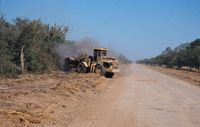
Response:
[[68, 64, 200, 127], [2, 64, 200, 127], [145, 65, 200, 86], [0, 72, 115, 127]]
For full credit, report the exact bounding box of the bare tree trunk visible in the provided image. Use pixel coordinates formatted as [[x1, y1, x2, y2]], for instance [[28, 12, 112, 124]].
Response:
[[20, 45, 25, 73], [0, 64, 2, 73]]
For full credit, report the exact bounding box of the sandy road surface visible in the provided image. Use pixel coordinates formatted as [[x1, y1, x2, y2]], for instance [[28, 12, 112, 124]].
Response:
[[69, 64, 200, 127]]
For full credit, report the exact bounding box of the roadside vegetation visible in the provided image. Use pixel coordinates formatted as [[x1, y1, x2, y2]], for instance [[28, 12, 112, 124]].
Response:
[[118, 54, 132, 64], [137, 39, 200, 70], [0, 16, 131, 77], [0, 16, 71, 76]]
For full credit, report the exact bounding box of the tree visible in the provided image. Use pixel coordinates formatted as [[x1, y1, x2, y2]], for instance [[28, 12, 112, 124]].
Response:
[[172, 43, 189, 69], [161, 47, 174, 68], [0, 16, 70, 76], [137, 38, 200, 70]]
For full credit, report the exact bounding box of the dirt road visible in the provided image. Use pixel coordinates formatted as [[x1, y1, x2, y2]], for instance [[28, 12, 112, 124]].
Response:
[[69, 64, 200, 127]]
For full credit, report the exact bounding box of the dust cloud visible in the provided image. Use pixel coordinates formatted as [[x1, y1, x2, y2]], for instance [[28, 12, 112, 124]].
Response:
[[54, 38, 100, 68], [54, 37, 132, 75]]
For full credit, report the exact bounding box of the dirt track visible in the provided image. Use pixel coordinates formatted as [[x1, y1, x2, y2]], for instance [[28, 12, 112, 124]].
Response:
[[69, 64, 200, 127], [1, 64, 200, 127]]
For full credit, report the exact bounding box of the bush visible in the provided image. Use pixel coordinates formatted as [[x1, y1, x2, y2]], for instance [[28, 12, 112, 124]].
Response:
[[0, 16, 69, 75]]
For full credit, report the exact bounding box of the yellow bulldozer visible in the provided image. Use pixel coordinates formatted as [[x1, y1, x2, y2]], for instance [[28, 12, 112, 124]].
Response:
[[64, 48, 119, 78]]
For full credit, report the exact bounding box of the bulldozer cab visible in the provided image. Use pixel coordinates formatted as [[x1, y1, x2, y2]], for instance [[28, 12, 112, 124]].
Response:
[[93, 48, 107, 61]]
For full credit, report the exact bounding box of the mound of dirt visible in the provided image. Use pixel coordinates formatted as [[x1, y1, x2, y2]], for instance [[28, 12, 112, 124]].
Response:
[[0, 72, 109, 127]]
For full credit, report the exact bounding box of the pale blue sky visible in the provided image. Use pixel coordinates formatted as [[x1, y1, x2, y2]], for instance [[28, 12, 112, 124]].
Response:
[[1, 0, 200, 60]]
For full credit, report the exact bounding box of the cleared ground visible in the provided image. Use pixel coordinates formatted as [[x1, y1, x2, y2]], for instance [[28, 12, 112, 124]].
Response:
[[1, 64, 200, 127], [69, 64, 200, 127], [0, 72, 114, 127]]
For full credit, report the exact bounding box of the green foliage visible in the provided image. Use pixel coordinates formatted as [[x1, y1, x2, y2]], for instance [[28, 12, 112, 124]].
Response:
[[137, 39, 200, 70], [0, 16, 69, 75]]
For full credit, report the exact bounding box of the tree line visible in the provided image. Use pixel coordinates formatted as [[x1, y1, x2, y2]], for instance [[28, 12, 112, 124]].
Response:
[[0, 16, 132, 76], [0, 16, 71, 76], [136, 39, 200, 70]]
